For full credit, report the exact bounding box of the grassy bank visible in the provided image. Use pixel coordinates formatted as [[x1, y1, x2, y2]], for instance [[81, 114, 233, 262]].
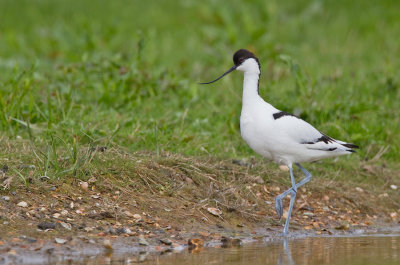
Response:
[[0, 141, 399, 242]]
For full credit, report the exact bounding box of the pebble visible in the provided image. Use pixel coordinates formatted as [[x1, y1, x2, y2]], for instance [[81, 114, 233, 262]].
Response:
[[115, 227, 126, 235], [38, 222, 56, 230], [390, 185, 397, 190], [138, 236, 149, 246], [50, 186, 56, 191], [61, 210, 68, 216], [55, 238, 67, 244], [60, 222, 72, 231], [53, 213, 61, 218], [160, 238, 172, 245], [103, 239, 113, 250], [80, 182, 89, 190], [17, 201, 28, 207], [1, 196, 10, 201], [207, 207, 222, 216], [355, 187, 363, 192], [19, 235, 37, 243], [133, 214, 142, 220], [272, 186, 281, 192]]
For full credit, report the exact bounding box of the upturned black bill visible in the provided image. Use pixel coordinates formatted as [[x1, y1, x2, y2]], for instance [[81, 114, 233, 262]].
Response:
[[199, 65, 237, 84]]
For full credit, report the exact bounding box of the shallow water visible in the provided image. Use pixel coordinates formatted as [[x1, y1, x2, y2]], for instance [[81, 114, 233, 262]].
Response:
[[141, 235, 400, 265], [13, 234, 400, 265]]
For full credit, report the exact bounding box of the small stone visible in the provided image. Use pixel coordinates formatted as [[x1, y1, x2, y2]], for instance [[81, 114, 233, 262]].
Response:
[[133, 214, 142, 220], [61, 210, 68, 216], [1, 196, 10, 201], [323, 195, 330, 201], [323, 206, 330, 211], [60, 222, 72, 231], [390, 212, 397, 218], [53, 213, 61, 218], [207, 207, 222, 216], [138, 236, 149, 246], [272, 186, 281, 192], [19, 236, 37, 243], [88, 176, 97, 183], [390, 185, 398, 190], [50, 186, 56, 191], [160, 238, 172, 245], [80, 182, 89, 190], [55, 238, 67, 244], [355, 187, 363, 192], [115, 228, 126, 235], [85, 227, 94, 232], [17, 201, 28, 207], [379, 193, 389, 198], [103, 239, 113, 250], [303, 212, 314, 217], [38, 222, 56, 230]]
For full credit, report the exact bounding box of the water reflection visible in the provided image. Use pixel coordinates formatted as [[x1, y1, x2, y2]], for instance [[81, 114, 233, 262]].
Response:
[[20, 235, 400, 264], [278, 238, 294, 265], [138, 235, 400, 265]]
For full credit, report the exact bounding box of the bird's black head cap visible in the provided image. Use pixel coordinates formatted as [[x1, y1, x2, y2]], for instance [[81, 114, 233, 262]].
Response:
[[233, 49, 259, 66]]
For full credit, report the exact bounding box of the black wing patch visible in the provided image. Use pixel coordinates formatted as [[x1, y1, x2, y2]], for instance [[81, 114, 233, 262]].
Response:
[[273, 111, 299, 120], [302, 133, 334, 145], [301, 132, 359, 152], [342, 143, 359, 149]]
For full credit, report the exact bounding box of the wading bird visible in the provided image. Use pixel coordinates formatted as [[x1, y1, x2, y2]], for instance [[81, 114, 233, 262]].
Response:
[[200, 49, 358, 235]]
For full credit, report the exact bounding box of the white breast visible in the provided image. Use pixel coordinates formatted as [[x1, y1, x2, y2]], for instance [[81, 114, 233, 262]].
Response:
[[240, 98, 277, 160]]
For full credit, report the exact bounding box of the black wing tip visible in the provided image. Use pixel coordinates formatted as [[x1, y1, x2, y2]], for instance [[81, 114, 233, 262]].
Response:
[[342, 143, 359, 149], [347, 149, 357, 153]]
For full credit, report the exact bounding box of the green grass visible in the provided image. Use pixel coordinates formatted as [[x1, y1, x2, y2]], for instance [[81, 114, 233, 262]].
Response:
[[0, 0, 399, 181]]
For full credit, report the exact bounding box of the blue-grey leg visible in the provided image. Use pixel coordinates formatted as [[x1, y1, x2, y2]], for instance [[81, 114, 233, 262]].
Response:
[[275, 165, 297, 219], [282, 189, 296, 235], [295, 163, 312, 187], [274, 164, 313, 235]]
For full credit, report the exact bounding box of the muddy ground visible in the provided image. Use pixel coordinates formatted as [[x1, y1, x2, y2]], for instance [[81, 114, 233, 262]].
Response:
[[0, 148, 399, 264]]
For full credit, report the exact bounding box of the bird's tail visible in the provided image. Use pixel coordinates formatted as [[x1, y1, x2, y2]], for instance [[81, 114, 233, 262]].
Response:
[[337, 141, 359, 153]]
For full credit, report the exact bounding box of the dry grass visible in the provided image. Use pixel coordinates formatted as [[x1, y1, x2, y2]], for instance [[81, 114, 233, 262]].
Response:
[[1, 137, 399, 238]]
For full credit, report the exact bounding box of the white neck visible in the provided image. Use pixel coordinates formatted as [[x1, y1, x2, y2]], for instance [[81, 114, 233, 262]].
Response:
[[242, 72, 261, 106]]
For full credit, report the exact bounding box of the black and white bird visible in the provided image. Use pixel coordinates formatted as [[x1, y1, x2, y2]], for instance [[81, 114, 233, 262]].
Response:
[[201, 49, 359, 235]]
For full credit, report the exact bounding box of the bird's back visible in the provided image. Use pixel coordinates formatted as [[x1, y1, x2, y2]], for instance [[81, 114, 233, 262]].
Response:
[[240, 97, 357, 165]]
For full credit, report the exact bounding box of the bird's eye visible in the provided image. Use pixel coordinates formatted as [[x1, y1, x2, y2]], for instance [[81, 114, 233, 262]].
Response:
[[239, 58, 245, 64]]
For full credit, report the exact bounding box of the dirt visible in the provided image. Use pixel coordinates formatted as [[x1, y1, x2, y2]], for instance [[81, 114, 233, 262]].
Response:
[[0, 148, 399, 264]]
